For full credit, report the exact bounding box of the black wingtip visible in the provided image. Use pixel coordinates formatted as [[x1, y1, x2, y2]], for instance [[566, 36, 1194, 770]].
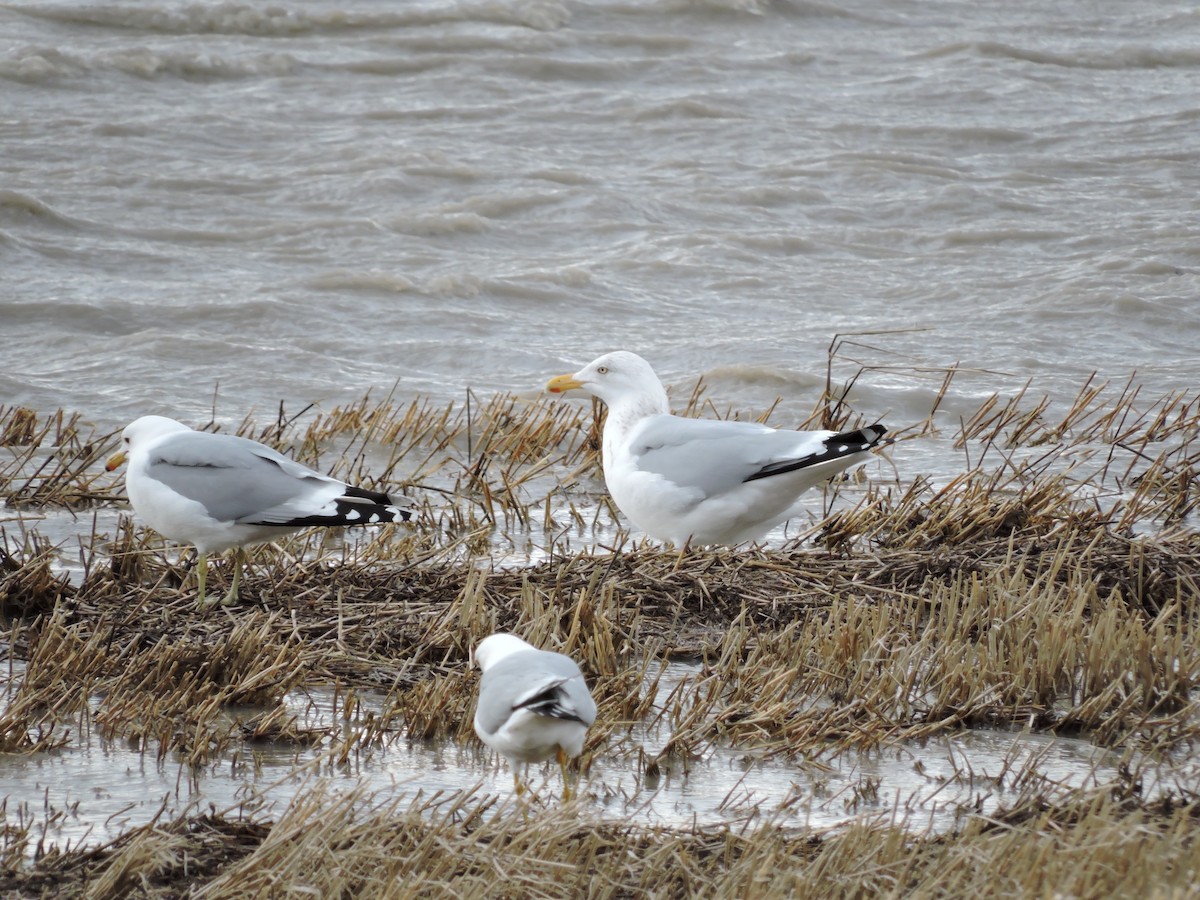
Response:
[[743, 422, 889, 483], [512, 678, 590, 724], [521, 694, 589, 725], [834, 424, 887, 446], [266, 494, 413, 528], [343, 484, 415, 522], [343, 484, 400, 505]]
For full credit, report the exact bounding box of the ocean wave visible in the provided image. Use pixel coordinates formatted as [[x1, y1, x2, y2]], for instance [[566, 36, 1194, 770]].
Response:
[[334, 28, 563, 76], [0, 47, 78, 82], [306, 270, 417, 294], [421, 272, 486, 297], [527, 169, 599, 187], [923, 40, 1200, 71], [510, 56, 657, 83], [486, 267, 595, 303], [0, 190, 85, 230], [629, 97, 751, 121], [14, 0, 569, 37], [0, 45, 299, 82], [823, 151, 968, 180], [109, 48, 298, 79], [940, 227, 1070, 247], [2, 299, 130, 332], [701, 363, 829, 394], [429, 190, 570, 221], [602, 0, 876, 21], [1096, 256, 1191, 277], [384, 213, 490, 237], [728, 233, 818, 255]]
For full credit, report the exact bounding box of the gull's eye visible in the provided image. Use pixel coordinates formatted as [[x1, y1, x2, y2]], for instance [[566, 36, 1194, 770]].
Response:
[[596, 366, 609, 375]]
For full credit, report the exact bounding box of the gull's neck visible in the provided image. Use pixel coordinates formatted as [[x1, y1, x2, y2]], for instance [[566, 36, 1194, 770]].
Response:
[[601, 386, 669, 454]]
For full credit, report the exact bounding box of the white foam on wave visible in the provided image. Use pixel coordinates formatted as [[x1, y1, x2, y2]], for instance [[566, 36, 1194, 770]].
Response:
[[0, 44, 298, 82], [923, 40, 1200, 71], [18, 0, 570, 37], [384, 213, 491, 237], [306, 270, 417, 294]]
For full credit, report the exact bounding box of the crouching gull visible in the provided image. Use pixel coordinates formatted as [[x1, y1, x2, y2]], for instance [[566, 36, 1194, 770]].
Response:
[[473, 633, 597, 800]]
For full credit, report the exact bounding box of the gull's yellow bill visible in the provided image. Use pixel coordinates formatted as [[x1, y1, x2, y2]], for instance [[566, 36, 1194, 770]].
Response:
[[546, 374, 583, 394]]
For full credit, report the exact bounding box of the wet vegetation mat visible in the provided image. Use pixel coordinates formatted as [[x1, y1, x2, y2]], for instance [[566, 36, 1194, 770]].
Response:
[[3, 786, 1198, 899], [2, 357, 1199, 897]]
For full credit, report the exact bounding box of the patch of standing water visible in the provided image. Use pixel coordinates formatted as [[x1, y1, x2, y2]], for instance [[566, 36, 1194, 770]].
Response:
[[0, 663, 1149, 858]]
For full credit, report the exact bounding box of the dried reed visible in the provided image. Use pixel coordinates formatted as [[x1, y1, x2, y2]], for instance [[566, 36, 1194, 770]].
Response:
[[2, 356, 1199, 897]]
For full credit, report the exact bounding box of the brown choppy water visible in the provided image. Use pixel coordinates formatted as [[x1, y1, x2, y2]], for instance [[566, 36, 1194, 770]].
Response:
[[2, 0, 1199, 440]]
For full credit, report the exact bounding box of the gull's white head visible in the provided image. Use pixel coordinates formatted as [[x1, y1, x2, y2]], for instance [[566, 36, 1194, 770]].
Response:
[[546, 351, 669, 414], [473, 633, 536, 672], [106, 415, 192, 471]]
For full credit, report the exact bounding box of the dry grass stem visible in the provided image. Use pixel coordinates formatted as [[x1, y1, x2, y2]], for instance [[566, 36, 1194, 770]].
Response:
[[2, 358, 1199, 895]]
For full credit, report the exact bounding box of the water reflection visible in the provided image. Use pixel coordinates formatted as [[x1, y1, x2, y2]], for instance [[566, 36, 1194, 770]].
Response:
[[0, 664, 1139, 856]]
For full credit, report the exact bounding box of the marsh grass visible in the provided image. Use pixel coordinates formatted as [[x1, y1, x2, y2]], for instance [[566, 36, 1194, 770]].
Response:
[[2, 783, 1197, 899], [2, 363, 1199, 896], [0, 407, 118, 510]]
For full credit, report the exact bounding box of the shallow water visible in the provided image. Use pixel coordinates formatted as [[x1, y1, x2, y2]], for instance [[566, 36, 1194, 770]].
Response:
[[0, 663, 1140, 853]]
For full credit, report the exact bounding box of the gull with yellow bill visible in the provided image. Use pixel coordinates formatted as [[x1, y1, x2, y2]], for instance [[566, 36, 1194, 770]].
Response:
[[106, 415, 412, 608], [547, 351, 888, 546]]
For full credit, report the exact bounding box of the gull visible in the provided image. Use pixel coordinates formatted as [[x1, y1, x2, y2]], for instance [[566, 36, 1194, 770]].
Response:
[[106, 415, 412, 608], [473, 633, 597, 800], [547, 350, 888, 545]]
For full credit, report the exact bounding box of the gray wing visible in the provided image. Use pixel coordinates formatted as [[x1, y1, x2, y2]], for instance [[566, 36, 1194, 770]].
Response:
[[476, 650, 597, 738], [146, 432, 337, 524], [628, 414, 838, 498]]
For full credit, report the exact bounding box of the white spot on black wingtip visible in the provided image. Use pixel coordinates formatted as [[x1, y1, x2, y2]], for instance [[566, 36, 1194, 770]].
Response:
[[263, 494, 415, 528]]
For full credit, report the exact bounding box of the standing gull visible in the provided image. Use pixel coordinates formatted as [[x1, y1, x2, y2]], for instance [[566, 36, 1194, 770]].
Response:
[[547, 351, 888, 546], [106, 415, 412, 608], [473, 633, 597, 800]]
